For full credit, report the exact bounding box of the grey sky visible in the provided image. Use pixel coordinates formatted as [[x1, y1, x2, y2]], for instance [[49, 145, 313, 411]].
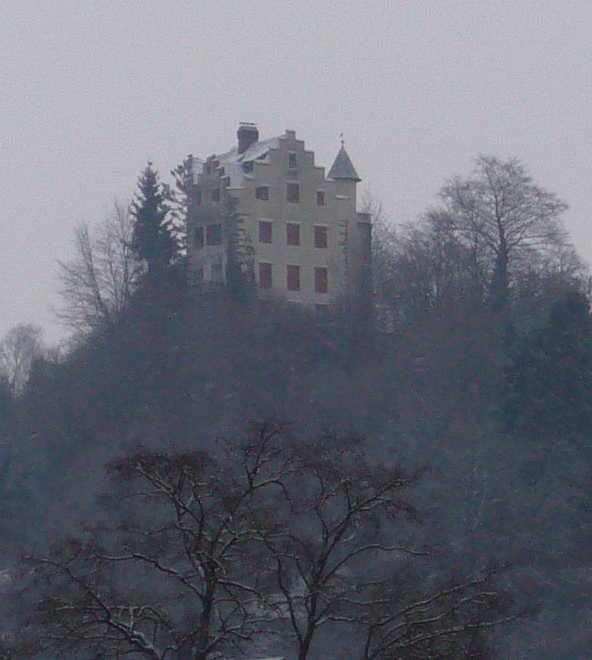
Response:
[[2, 0, 591, 342]]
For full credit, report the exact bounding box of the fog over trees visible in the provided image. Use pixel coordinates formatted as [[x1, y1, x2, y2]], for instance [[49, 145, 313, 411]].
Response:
[[1, 155, 590, 658]]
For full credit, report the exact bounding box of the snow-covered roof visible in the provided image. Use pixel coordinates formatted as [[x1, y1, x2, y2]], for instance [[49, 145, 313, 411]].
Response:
[[211, 137, 281, 188], [191, 133, 361, 188]]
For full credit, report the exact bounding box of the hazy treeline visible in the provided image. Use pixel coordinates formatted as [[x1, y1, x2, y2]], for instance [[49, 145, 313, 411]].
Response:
[[1, 156, 591, 658]]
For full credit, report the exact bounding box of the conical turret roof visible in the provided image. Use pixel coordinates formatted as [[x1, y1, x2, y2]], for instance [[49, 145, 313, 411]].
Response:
[[328, 145, 361, 182]]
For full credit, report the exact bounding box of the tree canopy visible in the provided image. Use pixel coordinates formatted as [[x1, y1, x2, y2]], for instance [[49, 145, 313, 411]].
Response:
[[131, 163, 178, 275], [0, 151, 589, 658], [436, 155, 568, 308]]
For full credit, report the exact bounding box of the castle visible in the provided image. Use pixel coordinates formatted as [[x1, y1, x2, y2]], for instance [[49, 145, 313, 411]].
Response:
[[186, 124, 371, 314]]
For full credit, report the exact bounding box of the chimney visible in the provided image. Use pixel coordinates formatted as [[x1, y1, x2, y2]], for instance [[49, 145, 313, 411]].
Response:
[[237, 122, 259, 154]]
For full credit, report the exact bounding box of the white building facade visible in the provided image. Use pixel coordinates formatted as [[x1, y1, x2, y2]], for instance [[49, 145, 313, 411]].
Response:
[[186, 124, 371, 314]]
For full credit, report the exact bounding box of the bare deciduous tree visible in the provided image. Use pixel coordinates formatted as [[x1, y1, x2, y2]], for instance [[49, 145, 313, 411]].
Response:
[[18, 425, 516, 659], [360, 568, 515, 659], [254, 432, 516, 659], [0, 323, 42, 396], [437, 155, 568, 308], [21, 424, 295, 659], [56, 201, 141, 334], [255, 431, 422, 659]]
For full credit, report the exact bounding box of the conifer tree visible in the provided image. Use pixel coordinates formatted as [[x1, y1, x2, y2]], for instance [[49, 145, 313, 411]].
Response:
[[222, 193, 254, 299], [170, 155, 194, 256], [131, 163, 177, 275]]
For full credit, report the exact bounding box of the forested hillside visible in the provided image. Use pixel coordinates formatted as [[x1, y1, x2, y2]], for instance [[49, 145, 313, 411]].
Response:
[[1, 156, 591, 658]]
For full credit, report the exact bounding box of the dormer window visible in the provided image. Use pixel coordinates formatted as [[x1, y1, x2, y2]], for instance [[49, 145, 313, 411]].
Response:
[[288, 152, 297, 169]]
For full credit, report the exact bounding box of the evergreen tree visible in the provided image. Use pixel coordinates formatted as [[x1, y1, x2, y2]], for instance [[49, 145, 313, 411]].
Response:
[[222, 193, 254, 300], [131, 163, 177, 275], [170, 155, 194, 256]]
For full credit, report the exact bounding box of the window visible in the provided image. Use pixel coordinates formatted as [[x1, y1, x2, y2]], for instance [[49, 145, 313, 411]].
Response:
[[315, 267, 328, 293], [288, 152, 297, 169], [194, 226, 204, 249], [259, 220, 272, 243], [242, 161, 254, 173], [211, 189, 220, 202], [206, 224, 222, 245], [314, 225, 328, 248], [259, 262, 272, 289], [222, 176, 231, 187], [286, 183, 300, 203], [256, 186, 270, 200], [316, 190, 325, 206], [286, 223, 300, 246], [195, 189, 202, 206], [211, 262, 223, 282], [287, 265, 300, 291], [191, 267, 203, 285]]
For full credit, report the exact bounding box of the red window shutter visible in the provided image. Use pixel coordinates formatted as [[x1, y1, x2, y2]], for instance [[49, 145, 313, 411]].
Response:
[[259, 263, 272, 289], [259, 221, 272, 243], [287, 223, 300, 246], [314, 226, 328, 248], [315, 267, 328, 293], [206, 224, 222, 245], [286, 183, 300, 203], [287, 265, 300, 291]]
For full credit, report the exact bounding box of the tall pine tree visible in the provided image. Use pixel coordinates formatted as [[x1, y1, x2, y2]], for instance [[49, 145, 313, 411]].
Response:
[[131, 163, 177, 276]]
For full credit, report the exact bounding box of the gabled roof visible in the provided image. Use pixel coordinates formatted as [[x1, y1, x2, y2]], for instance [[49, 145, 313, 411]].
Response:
[[328, 145, 361, 182]]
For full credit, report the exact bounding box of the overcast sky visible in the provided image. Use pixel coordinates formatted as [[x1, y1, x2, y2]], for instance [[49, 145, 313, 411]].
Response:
[[2, 0, 591, 342]]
